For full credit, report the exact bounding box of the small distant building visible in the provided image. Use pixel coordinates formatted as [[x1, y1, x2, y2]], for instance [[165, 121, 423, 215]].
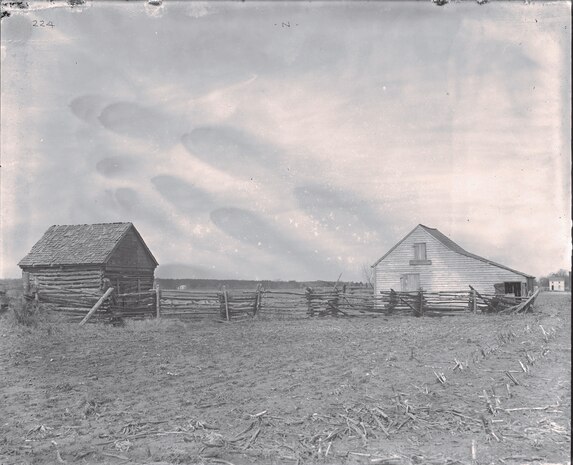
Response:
[[372, 224, 535, 296], [18, 222, 158, 295], [177, 284, 188, 290], [548, 277, 565, 292]]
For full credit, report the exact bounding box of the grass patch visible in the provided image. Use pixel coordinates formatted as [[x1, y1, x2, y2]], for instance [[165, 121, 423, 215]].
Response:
[[6, 296, 44, 327]]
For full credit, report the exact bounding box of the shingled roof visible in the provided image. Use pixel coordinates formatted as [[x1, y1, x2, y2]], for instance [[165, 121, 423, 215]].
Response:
[[372, 224, 534, 279], [18, 223, 158, 267]]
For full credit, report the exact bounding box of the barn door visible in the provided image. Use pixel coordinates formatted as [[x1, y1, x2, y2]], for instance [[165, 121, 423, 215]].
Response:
[[504, 282, 522, 297], [400, 273, 420, 292]]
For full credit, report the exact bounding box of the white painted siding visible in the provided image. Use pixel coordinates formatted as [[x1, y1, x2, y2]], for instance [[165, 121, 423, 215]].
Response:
[[549, 280, 565, 291], [374, 227, 527, 295]]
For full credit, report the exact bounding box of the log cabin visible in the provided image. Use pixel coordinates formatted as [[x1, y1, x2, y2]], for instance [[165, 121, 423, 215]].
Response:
[[372, 224, 535, 297], [18, 222, 158, 296]]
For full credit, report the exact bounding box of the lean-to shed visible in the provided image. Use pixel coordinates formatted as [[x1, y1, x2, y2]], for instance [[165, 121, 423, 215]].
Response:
[[372, 224, 535, 297], [18, 222, 158, 295]]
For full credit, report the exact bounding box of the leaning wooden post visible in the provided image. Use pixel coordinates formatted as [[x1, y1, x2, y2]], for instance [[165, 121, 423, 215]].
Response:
[[392, 288, 419, 315], [223, 286, 230, 321], [79, 287, 114, 326], [155, 284, 161, 319]]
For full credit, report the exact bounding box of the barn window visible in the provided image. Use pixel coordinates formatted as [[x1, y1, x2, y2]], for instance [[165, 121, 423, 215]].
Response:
[[414, 243, 426, 260], [410, 243, 431, 265]]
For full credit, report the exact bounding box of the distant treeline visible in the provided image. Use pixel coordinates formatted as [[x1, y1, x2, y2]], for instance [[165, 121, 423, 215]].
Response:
[[156, 278, 367, 291], [0, 277, 369, 293]]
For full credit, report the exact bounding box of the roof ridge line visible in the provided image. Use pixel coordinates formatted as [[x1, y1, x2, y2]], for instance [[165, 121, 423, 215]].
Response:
[[372, 224, 534, 279]]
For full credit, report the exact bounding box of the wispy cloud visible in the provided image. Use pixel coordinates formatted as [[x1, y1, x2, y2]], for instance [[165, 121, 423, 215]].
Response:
[[1, 1, 570, 280]]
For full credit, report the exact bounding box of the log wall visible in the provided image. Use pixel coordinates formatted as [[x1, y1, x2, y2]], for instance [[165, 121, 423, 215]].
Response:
[[104, 267, 155, 295], [21, 266, 104, 291], [21, 264, 156, 318]]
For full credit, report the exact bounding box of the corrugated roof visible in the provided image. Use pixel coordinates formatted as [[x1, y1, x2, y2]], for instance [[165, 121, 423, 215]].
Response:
[[372, 224, 534, 279], [18, 222, 158, 267]]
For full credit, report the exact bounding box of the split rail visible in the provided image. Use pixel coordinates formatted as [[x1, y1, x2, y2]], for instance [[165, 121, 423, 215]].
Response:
[[26, 281, 540, 324]]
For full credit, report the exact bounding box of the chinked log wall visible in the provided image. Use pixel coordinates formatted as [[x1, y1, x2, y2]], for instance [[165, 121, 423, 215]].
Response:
[[30, 283, 538, 323], [23, 268, 105, 315], [23, 268, 103, 292], [32, 285, 157, 322], [104, 268, 155, 294]]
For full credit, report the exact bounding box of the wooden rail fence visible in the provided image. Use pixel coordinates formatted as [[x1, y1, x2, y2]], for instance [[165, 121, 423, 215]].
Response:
[[28, 282, 540, 323]]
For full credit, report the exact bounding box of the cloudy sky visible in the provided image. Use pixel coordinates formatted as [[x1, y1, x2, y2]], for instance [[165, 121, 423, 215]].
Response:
[[1, 0, 570, 281]]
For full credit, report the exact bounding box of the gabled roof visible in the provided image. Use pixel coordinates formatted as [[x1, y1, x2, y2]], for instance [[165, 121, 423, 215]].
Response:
[[18, 222, 158, 267], [372, 224, 534, 279]]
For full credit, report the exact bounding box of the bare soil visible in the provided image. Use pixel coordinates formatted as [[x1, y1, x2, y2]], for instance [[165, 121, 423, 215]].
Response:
[[0, 293, 570, 465]]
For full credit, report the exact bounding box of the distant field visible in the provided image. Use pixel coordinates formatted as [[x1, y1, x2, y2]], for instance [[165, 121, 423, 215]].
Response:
[[0, 293, 570, 465], [0, 279, 23, 298]]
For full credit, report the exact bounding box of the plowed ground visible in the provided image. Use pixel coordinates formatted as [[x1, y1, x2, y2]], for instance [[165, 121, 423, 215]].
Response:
[[0, 293, 570, 465]]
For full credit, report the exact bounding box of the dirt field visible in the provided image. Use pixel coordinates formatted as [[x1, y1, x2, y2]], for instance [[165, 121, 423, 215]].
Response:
[[0, 292, 570, 465]]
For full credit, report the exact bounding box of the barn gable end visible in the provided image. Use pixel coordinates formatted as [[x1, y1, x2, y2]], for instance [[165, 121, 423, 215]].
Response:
[[372, 225, 534, 296]]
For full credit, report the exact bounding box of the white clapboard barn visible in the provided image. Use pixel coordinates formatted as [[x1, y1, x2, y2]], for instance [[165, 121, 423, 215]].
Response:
[[548, 278, 565, 292], [371, 225, 535, 297]]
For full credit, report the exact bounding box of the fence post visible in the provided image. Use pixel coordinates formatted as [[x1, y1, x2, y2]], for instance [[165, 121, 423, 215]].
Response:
[[155, 284, 161, 319], [306, 287, 314, 317], [469, 285, 495, 313], [418, 289, 424, 317], [253, 284, 262, 316], [388, 289, 397, 314], [223, 286, 230, 321], [472, 289, 477, 313], [257, 286, 263, 315], [332, 288, 340, 316], [413, 289, 423, 317], [34, 276, 39, 303], [218, 291, 225, 319], [252, 286, 258, 316]]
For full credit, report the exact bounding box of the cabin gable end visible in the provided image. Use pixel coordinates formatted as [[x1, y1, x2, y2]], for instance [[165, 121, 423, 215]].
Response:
[[105, 227, 158, 270]]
